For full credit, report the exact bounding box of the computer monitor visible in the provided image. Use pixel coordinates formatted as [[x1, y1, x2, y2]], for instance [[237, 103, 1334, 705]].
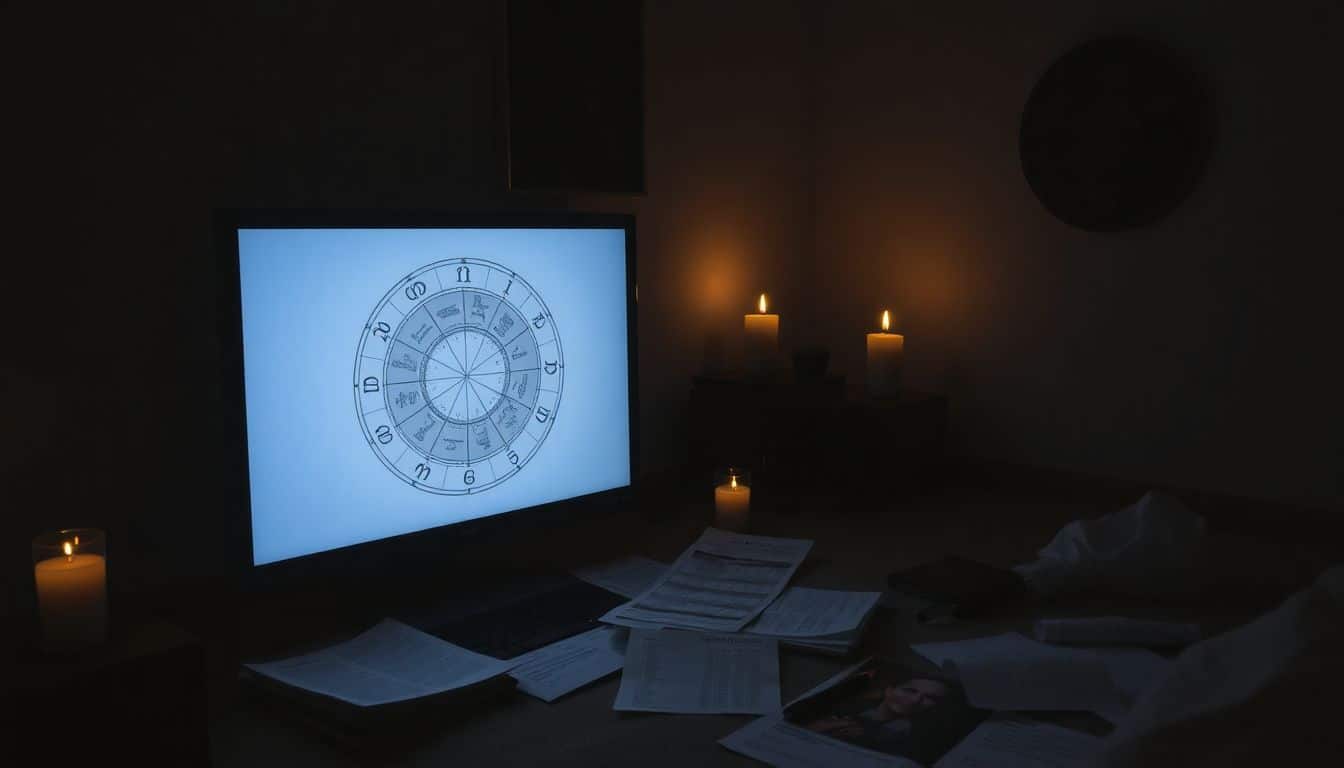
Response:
[[215, 210, 637, 589]]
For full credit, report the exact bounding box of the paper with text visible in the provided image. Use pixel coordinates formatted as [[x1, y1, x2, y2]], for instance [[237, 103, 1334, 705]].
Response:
[[748, 587, 882, 638], [614, 629, 780, 714], [507, 626, 627, 702], [602, 528, 812, 632]]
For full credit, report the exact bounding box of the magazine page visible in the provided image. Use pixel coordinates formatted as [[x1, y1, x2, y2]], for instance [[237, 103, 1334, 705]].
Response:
[[722, 656, 989, 767]]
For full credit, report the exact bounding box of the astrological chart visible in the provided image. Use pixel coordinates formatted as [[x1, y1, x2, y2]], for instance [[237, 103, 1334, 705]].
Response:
[[354, 258, 563, 494]]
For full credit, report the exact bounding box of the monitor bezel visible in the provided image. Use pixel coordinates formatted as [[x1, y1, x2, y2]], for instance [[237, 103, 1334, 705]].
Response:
[[214, 208, 639, 594]]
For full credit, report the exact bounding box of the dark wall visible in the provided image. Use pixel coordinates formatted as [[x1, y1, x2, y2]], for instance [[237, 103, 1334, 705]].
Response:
[[630, 0, 813, 475], [4, 2, 511, 590], [809, 0, 1343, 508], [3, 1, 814, 591]]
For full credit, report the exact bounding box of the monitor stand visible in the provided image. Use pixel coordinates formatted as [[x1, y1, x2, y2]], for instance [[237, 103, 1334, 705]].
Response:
[[393, 570, 627, 660]]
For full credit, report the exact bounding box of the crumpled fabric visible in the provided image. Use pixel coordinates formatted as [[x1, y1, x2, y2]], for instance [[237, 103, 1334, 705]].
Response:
[[1093, 565, 1344, 767], [1014, 491, 1206, 597]]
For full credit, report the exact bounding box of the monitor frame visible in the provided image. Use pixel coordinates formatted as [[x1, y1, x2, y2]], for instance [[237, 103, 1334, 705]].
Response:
[[214, 208, 638, 594]]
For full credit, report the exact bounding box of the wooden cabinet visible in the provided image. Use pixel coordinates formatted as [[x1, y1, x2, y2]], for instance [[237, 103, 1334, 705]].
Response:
[[686, 374, 947, 512]]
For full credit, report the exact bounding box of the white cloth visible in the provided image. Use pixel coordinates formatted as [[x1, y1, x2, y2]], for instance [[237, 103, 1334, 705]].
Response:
[[1014, 491, 1205, 597], [1094, 565, 1344, 767]]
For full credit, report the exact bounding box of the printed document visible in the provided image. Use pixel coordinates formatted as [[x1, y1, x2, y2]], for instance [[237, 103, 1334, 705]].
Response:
[[602, 528, 813, 632], [748, 587, 881, 637], [508, 626, 627, 702], [613, 629, 780, 714]]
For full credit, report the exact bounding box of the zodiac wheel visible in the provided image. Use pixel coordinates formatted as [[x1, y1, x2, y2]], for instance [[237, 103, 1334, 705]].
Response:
[[354, 258, 563, 494]]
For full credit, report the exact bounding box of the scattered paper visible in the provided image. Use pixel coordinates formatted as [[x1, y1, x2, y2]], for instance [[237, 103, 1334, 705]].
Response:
[[573, 556, 668, 599], [613, 629, 780, 714], [1033, 616, 1200, 648], [747, 587, 882, 638], [243, 618, 513, 707], [508, 626, 627, 703], [720, 715, 920, 768], [602, 528, 813, 632], [933, 716, 1103, 767], [913, 633, 1169, 724]]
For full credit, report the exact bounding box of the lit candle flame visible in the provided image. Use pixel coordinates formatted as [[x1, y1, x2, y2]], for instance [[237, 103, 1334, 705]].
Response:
[[758, 293, 767, 313], [881, 310, 890, 332], [73, 535, 79, 545], [63, 541, 73, 558], [730, 475, 738, 490]]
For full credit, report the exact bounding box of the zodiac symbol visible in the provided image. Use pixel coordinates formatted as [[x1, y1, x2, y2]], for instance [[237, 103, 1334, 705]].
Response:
[[411, 323, 432, 343], [391, 353, 416, 371], [493, 313, 514, 337], [500, 401, 519, 429], [511, 345, 527, 361], [436, 303, 461, 319], [442, 438, 461, 451], [395, 391, 419, 408], [471, 295, 489, 321], [514, 374, 528, 398], [413, 417, 435, 441], [473, 423, 491, 450]]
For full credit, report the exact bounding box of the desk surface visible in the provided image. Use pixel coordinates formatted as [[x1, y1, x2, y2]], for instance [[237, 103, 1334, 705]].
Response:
[[205, 485, 1324, 767]]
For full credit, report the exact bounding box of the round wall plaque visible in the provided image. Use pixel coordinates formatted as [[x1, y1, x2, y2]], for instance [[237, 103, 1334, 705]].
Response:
[[1020, 37, 1215, 232]]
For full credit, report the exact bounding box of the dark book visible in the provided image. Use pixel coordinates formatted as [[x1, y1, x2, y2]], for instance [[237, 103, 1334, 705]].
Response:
[[887, 556, 1028, 621]]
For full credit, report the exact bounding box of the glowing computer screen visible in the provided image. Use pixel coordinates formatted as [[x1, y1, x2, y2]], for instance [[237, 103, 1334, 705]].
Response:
[[230, 220, 633, 565]]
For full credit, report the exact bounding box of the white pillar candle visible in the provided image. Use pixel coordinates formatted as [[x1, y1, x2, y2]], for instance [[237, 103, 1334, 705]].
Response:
[[866, 309, 904, 399], [35, 542, 108, 651], [714, 475, 751, 532], [744, 292, 779, 371]]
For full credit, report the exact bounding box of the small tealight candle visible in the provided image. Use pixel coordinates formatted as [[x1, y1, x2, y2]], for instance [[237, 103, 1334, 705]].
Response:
[[743, 293, 779, 372], [714, 469, 751, 532], [33, 529, 108, 653], [866, 309, 904, 399]]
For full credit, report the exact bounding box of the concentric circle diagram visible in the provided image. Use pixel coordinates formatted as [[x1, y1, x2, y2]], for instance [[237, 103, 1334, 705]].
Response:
[[354, 258, 563, 494]]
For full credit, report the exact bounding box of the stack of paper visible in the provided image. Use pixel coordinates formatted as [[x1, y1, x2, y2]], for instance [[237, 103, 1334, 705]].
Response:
[[601, 528, 813, 632], [745, 587, 882, 655], [243, 619, 515, 708]]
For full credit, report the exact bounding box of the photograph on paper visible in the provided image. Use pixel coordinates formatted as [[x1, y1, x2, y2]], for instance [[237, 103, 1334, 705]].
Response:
[[782, 657, 988, 766]]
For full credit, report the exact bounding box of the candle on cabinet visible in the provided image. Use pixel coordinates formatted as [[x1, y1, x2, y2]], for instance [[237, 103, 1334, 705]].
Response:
[[714, 472, 751, 532], [743, 293, 779, 371], [33, 533, 108, 652], [866, 309, 904, 399]]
